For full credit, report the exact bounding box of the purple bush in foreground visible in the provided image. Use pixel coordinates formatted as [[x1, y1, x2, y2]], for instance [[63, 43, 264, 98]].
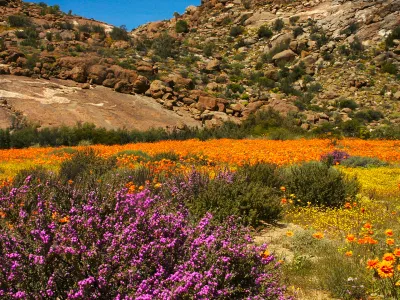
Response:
[[0, 181, 288, 299]]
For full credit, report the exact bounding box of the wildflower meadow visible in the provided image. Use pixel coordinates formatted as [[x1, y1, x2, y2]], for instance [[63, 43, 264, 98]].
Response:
[[0, 138, 400, 298]]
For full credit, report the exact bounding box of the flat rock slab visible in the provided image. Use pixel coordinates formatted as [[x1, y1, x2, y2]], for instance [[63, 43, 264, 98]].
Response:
[[0, 76, 200, 130]]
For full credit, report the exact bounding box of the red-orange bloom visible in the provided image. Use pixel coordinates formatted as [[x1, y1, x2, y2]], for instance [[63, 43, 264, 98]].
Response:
[[346, 234, 356, 243], [385, 229, 394, 237], [367, 258, 379, 270], [383, 253, 396, 262]]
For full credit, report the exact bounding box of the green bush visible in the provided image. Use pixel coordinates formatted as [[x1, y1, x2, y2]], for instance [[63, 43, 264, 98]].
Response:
[[257, 25, 273, 38], [203, 42, 215, 57], [8, 15, 32, 27], [229, 25, 244, 37], [188, 175, 282, 227], [272, 18, 285, 32], [289, 16, 300, 25], [59, 148, 116, 182], [110, 25, 129, 41], [14, 166, 52, 187], [385, 26, 400, 48], [152, 33, 178, 59], [337, 98, 358, 110], [381, 62, 398, 75], [237, 163, 283, 188], [341, 156, 389, 168], [283, 161, 359, 207], [175, 20, 189, 33], [293, 26, 304, 38], [152, 151, 180, 162], [355, 109, 383, 122]]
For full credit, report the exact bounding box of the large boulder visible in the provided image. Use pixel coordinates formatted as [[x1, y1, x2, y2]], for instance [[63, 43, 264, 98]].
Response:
[[114, 80, 132, 94], [146, 80, 168, 98], [272, 49, 297, 65], [197, 96, 218, 111], [87, 64, 108, 84], [108, 65, 138, 83], [133, 75, 150, 94], [69, 66, 86, 83], [262, 99, 299, 116]]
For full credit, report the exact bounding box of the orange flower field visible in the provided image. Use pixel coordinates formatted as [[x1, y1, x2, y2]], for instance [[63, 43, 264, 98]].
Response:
[[0, 138, 400, 167]]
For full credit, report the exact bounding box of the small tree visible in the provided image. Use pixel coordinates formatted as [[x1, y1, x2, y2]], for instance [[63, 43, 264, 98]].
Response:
[[229, 25, 244, 37], [175, 20, 189, 33]]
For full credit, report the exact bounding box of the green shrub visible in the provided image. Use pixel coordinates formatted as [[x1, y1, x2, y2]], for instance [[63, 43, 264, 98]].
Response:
[[340, 22, 359, 36], [227, 83, 245, 93], [237, 163, 283, 188], [187, 174, 282, 227], [257, 25, 273, 38], [355, 109, 383, 122], [289, 16, 300, 25], [152, 33, 178, 59], [175, 20, 189, 33], [385, 26, 400, 48], [59, 148, 116, 182], [229, 25, 244, 37], [337, 98, 358, 110], [8, 15, 32, 27], [110, 25, 129, 41], [381, 62, 398, 75], [283, 161, 359, 207], [272, 18, 285, 32], [152, 151, 180, 162], [341, 156, 389, 168], [293, 26, 304, 38], [203, 42, 215, 57], [14, 166, 52, 187]]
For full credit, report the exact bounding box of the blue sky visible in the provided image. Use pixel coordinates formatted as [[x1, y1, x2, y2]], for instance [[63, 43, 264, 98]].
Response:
[[30, 0, 201, 30]]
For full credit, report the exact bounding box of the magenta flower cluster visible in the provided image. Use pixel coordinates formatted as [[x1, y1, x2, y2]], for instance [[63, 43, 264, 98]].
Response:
[[0, 179, 288, 299]]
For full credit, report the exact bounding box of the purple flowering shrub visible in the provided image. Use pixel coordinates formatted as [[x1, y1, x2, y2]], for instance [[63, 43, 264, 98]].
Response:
[[320, 150, 350, 165], [0, 178, 288, 299]]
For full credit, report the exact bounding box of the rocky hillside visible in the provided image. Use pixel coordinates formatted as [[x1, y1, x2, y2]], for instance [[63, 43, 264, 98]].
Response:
[[0, 0, 399, 131]]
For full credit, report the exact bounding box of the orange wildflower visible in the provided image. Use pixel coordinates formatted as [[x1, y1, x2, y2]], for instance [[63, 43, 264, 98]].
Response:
[[344, 202, 352, 209], [58, 216, 70, 224], [394, 248, 400, 257], [280, 186, 286, 192], [383, 253, 396, 262], [387, 238, 395, 246], [281, 198, 287, 204], [346, 234, 356, 243], [385, 229, 394, 237], [345, 251, 353, 257], [312, 232, 324, 239], [363, 222, 372, 230], [286, 231, 294, 237], [366, 258, 379, 270], [377, 261, 394, 278], [261, 250, 270, 259]]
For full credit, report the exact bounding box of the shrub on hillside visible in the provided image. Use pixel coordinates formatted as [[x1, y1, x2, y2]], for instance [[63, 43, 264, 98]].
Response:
[[175, 20, 189, 33], [283, 161, 359, 207], [110, 25, 129, 41], [8, 15, 32, 27], [385, 26, 400, 48], [272, 18, 285, 32], [337, 98, 358, 110], [229, 25, 244, 37], [257, 25, 273, 38]]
